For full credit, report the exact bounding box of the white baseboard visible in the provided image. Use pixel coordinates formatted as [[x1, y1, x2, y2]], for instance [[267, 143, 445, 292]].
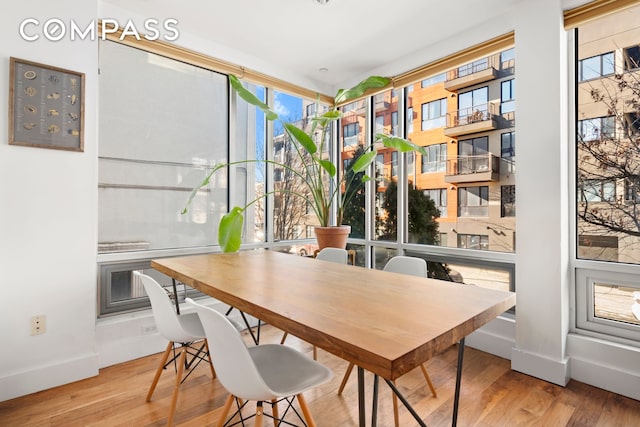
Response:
[[511, 347, 571, 386], [567, 334, 640, 401], [0, 352, 98, 402]]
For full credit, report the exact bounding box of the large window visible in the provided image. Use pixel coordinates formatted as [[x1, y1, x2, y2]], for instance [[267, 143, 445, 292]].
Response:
[[421, 98, 447, 130], [579, 52, 614, 81], [501, 79, 515, 114], [424, 188, 448, 218], [575, 5, 640, 341], [273, 91, 310, 242], [458, 186, 489, 217], [98, 40, 231, 314], [421, 143, 447, 173], [458, 87, 489, 125], [578, 116, 615, 142], [501, 131, 516, 174]]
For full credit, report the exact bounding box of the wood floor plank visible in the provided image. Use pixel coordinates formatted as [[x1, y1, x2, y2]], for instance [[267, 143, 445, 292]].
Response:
[[1, 325, 639, 427]]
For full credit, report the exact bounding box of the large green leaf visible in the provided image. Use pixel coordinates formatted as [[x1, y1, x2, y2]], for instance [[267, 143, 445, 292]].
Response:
[[229, 75, 278, 121], [377, 133, 428, 155], [218, 207, 244, 252], [334, 76, 390, 105], [317, 158, 336, 177], [350, 150, 377, 173], [284, 123, 317, 154]]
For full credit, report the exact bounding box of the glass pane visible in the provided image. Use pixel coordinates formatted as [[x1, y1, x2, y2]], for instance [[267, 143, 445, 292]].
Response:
[[581, 56, 601, 80], [237, 83, 266, 244], [594, 283, 640, 326], [273, 91, 305, 241], [98, 40, 228, 252], [407, 50, 516, 253], [346, 243, 365, 267], [340, 100, 367, 238], [577, 6, 640, 264], [374, 89, 398, 242]]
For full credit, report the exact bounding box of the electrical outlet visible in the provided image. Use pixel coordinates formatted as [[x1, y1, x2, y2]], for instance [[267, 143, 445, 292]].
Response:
[[30, 315, 46, 335]]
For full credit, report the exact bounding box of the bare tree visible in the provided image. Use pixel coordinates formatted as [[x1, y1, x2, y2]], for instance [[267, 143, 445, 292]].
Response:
[[577, 63, 640, 239], [272, 123, 314, 241]]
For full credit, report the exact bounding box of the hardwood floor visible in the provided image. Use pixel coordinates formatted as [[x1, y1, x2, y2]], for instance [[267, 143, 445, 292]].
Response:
[[2, 324, 639, 427]]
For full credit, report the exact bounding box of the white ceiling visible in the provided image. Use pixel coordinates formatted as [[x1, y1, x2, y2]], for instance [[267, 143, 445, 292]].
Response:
[[100, 0, 577, 94]]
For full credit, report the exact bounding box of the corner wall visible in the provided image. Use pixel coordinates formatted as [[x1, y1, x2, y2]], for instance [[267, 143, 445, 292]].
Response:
[[0, 1, 99, 401]]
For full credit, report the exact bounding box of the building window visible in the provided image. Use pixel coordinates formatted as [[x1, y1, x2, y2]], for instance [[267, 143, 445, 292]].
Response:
[[458, 87, 488, 125], [501, 79, 515, 114], [458, 136, 488, 174], [457, 58, 489, 78], [391, 151, 398, 177], [579, 180, 616, 202], [391, 111, 398, 136], [501, 185, 516, 217], [407, 107, 414, 134], [623, 44, 640, 70], [375, 154, 385, 179], [577, 116, 615, 142], [421, 143, 447, 173], [457, 233, 489, 250], [343, 122, 359, 146], [421, 73, 446, 87], [458, 186, 489, 217], [579, 52, 614, 81], [421, 98, 447, 130], [501, 48, 515, 66], [501, 132, 516, 173], [375, 115, 384, 134], [424, 188, 448, 218], [306, 102, 317, 118], [625, 176, 640, 202]]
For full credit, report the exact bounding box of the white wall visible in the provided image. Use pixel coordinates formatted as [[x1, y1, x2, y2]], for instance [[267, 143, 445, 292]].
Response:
[[0, 1, 99, 401], [2, 0, 640, 405]]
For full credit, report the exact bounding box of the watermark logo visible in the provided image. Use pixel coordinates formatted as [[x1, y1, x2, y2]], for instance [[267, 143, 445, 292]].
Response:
[[19, 18, 179, 42]]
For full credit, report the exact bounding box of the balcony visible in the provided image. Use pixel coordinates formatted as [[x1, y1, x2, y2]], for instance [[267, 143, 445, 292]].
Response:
[[445, 154, 500, 183], [444, 56, 498, 91], [444, 103, 498, 137]]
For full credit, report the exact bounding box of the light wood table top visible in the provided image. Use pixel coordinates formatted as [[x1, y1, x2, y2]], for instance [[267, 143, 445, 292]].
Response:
[[152, 250, 516, 381]]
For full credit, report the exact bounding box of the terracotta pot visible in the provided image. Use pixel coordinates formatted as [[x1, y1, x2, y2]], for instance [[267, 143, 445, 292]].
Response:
[[314, 225, 351, 250]]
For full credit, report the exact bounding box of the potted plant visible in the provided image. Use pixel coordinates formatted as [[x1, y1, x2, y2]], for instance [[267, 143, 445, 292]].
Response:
[[182, 74, 426, 252]]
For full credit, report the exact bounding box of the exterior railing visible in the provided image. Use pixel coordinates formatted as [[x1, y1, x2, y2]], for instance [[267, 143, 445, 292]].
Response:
[[446, 102, 497, 128], [446, 153, 500, 177]]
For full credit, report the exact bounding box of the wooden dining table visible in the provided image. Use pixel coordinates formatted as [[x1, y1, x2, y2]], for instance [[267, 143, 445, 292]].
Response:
[[151, 250, 516, 426]]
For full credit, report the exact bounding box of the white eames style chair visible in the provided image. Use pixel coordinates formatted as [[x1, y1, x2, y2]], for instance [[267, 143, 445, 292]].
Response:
[[336, 255, 437, 427], [280, 247, 349, 360], [186, 298, 333, 427], [136, 271, 216, 427], [315, 247, 349, 264]]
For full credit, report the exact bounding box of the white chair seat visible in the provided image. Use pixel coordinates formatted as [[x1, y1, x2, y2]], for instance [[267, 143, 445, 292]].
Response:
[[176, 312, 206, 340], [187, 297, 333, 426], [249, 344, 333, 396]]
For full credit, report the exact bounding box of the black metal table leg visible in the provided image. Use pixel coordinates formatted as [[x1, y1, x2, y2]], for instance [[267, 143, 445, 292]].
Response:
[[372, 374, 379, 426], [171, 279, 180, 314], [452, 337, 465, 427], [358, 366, 366, 427], [384, 379, 427, 427]]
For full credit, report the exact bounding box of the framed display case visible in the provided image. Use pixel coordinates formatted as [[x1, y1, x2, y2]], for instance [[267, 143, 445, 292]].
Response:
[[9, 57, 85, 152]]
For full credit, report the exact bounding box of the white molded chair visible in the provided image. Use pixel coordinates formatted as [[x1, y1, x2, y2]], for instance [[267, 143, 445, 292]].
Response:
[[281, 247, 349, 359], [186, 298, 333, 427], [337, 255, 437, 427], [315, 247, 349, 264], [136, 271, 215, 427]]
